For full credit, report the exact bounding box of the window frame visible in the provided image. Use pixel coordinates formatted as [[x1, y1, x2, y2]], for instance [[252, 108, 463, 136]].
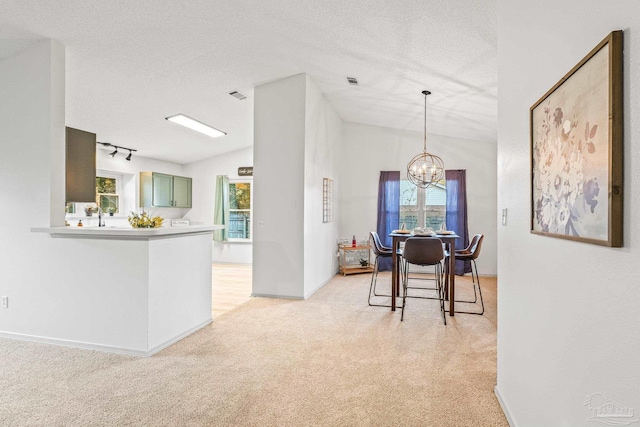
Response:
[[95, 171, 123, 214], [227, 179, 253, 242], [400, 179, 446, 230]]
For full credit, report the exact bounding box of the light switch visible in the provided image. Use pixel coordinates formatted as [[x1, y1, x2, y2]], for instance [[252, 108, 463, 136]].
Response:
[[502, 208, 508, 226]]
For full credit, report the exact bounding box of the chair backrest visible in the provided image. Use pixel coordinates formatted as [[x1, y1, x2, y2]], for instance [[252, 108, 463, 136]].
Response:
[[369, 231, 390, 256], [467, 234, 484, 260], [402, 237, 444, 266]]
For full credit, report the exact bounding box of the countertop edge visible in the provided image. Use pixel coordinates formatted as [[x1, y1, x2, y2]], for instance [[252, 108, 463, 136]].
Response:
[[31, 225, 222, 240]]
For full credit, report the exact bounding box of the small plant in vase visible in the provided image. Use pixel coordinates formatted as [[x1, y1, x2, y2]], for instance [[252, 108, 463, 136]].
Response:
[[128, 211, 164, 228], [359, 259, 369, 268]]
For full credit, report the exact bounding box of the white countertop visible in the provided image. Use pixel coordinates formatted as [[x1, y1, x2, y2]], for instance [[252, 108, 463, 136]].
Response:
[[32, 225, 222, 240]]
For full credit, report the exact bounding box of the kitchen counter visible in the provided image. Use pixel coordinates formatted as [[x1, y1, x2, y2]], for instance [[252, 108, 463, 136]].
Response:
[[32, 225, 220, 240], [25, 224, 223, 356]]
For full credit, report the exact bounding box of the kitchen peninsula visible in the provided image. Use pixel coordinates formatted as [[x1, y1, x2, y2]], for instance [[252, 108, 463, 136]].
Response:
[[30, 225, 222, 356]]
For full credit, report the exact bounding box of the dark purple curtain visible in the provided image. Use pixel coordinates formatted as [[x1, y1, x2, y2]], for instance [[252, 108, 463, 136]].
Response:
[[445, 170, 471, 275], [376, 171, 400, 271]]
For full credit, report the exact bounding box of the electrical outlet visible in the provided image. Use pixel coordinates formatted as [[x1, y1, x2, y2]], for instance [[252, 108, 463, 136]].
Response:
[[1, 296, 7, 308]]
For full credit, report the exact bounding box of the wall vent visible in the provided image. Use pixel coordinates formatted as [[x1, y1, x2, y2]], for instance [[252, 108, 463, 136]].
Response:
[[228, 90, 247, 100], [346, 76, 359, 86]]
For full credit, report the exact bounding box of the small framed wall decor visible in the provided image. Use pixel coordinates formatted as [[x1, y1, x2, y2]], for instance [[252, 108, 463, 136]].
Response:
[[323, 178, 333, 223], [530, 30, 623, 247]]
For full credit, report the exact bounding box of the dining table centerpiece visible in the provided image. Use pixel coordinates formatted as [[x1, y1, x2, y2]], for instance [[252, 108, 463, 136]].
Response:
[[128, 211, 164, 228]]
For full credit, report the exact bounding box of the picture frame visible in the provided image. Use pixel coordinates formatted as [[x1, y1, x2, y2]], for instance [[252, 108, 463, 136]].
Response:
[[530, 31, 623, 247], [323, 178, 333, 223]]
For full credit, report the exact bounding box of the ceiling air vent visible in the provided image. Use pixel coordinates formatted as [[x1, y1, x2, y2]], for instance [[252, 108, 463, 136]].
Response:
[[346, 76, 359, 86], [228, 90, 247, 100]]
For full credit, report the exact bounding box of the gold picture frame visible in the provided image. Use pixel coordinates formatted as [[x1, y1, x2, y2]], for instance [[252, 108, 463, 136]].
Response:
[[530, 31, 623, 247]]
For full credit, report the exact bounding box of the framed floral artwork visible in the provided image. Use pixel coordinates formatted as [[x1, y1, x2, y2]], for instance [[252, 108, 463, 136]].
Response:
[[530, 31, 623, 247]]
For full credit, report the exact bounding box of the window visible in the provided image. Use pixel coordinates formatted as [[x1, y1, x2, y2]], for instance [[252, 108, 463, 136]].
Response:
[[96, 175, 120, 214], [228, 181, 251, 240], [399, 179, 446, 230]]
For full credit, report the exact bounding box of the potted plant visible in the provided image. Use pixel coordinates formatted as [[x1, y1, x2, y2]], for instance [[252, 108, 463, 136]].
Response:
[[359, 259, 369, 268]]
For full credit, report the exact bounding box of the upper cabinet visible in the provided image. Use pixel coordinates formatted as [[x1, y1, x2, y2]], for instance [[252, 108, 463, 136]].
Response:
[[172, 176, 192, 208], [65, 127, 96, 202], [140, 172, 192, 208]]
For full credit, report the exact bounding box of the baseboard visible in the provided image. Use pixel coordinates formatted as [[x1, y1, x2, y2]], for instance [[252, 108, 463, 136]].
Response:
[[251, 293, 304, 300], [494, 385, 516, 427], [0, 318, 213, 358], [0, 330, 149, 357], [211, 261, 252, 265], [146, 318, 213, 356], [304, 275, 333, 299]]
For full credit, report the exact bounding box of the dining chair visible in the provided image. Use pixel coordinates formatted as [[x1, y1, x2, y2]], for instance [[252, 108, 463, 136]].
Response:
[[367, 231, 402, 307], [445, 233, 485, 315], [401, 237, 446, 324]]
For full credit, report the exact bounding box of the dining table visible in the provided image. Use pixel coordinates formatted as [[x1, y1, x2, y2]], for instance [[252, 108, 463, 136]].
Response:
[[389, 232, 460, 316]]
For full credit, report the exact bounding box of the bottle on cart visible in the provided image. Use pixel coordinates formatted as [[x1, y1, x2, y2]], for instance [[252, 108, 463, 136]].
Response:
[[352, 235, 356, 247]]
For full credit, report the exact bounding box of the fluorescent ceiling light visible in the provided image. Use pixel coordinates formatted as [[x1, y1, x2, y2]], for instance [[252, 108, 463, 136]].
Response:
[[165, 114, 226, 138]]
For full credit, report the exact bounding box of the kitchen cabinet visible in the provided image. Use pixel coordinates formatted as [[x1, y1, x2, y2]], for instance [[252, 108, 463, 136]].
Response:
[[65, 127, 96, 202], [140, 172, 192, 208], [172, 176, 192, 208]]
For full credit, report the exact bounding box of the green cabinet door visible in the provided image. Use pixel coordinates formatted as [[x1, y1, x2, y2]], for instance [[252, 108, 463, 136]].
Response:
[[173, 176, 192, 208], [152, 173, 174, 207]]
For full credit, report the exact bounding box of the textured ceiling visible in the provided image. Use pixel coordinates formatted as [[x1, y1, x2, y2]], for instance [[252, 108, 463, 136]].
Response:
[[0, 0, 497, 164]]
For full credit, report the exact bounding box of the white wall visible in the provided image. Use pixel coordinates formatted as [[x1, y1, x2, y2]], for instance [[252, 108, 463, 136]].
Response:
[[253, 73, 341, 298], [183, 147, 254, 264], [303, 76, 342, 296], [496, 1, 640, 425], [0, 40, 68, 335], [253, 74, 307, 298], [339, 122, 497, 275]]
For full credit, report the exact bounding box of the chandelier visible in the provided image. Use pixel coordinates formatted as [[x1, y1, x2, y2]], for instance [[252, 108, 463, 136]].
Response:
[[406, 90, 444, 189]]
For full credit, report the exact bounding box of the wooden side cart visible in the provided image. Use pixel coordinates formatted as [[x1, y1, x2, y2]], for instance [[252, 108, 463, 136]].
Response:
[[338, 243, 374, 276]]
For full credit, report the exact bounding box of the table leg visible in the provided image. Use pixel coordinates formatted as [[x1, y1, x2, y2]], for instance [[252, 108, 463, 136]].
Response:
[[391, 237, 397, 311], [448, 243, 456, 316], [443, 243, 450, 300]]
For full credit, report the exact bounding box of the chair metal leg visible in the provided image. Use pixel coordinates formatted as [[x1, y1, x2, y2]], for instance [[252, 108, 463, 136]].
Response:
[[401, 262, 408, 321], [443, 259, 485, 315], [404, 262, 445, 300], [368, 255, 401, 308], [372, 256, 393, 297], [437, 264, 446, 325], [443, 257, 480, 305], [402, 261, 446, 325]]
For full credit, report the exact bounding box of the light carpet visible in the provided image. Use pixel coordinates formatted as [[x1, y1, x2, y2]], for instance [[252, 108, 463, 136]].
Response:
[[0, 272, 507, 426]]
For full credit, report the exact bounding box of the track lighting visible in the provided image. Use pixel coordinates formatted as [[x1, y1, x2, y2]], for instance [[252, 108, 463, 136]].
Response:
[[97, 142, 137, 160]]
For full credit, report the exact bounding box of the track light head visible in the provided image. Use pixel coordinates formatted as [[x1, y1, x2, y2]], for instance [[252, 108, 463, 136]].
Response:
[[98, 142, 136, 160]]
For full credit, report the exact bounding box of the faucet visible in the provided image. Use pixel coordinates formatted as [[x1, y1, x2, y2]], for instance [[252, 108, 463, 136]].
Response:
[[98, 207, 105, 227]]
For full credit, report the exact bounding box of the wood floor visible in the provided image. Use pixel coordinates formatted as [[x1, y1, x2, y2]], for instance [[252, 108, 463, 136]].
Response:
[[211, 263, 253, 319]]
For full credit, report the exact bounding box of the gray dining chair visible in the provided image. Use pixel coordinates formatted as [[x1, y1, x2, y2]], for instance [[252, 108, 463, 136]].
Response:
[[401, 237, 446, 324]]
